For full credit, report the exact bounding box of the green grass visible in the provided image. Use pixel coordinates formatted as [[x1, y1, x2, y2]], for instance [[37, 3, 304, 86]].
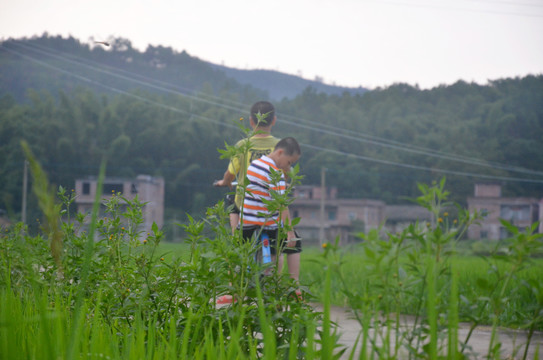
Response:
[[4, 156, 542, 359], [156, 241, 191, 262], [154, 241, 543, 330], [299, 243, 543, 327]]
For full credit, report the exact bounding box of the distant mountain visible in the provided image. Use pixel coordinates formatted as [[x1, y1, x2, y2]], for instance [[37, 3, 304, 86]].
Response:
[[0, 35, 265, 103], [1, 36, 542, 214], [0, 35, 368, 103], [209, 65, 369, 100]]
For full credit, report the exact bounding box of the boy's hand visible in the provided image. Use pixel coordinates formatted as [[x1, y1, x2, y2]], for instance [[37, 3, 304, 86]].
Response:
[[214, 170, 236, 188], [213, 179, 231, 188], [286, 231, 296, 247]]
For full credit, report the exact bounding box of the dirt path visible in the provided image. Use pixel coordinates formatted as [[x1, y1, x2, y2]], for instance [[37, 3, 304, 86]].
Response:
[[317, 304, 543, 359]]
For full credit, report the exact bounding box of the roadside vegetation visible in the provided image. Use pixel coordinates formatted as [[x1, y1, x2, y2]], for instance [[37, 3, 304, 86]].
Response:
[[1, 142, 542, 359]]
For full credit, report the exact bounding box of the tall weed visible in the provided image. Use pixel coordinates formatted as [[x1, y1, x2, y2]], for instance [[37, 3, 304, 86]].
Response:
[[308, 178, 542, 359], [0, 134, 326, 359], [2, 132, 541, 359]]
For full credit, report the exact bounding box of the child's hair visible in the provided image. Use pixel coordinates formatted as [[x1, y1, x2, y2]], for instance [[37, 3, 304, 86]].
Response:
[[250, 101, 275, 126], [275, 137, 301, 156]]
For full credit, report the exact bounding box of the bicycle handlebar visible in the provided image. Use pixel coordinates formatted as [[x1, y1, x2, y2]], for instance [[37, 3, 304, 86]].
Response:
[[213, 180, 238, 187]]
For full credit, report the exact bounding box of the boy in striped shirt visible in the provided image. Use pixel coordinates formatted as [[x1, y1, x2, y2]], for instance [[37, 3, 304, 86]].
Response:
[[241, 137, 301, 261]]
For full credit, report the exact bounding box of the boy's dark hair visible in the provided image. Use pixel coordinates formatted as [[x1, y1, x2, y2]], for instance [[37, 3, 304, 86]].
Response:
[[275, 137, 301, 156], [250, 101, 275, 126]]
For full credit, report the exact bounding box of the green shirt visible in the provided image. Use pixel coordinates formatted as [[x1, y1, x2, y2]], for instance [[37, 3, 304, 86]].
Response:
[[227, 135, 279, 208]]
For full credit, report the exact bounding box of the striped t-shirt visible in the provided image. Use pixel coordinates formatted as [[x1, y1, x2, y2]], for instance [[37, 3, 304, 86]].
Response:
[[241, 155, 287, 228]]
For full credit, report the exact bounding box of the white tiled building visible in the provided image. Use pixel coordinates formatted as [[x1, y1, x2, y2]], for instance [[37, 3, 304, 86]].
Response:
[[75, 174, 164, 236]]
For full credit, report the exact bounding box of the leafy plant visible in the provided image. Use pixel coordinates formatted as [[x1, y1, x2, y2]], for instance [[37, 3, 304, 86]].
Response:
[[308, 178, 542, 359], [1, 134, 328, 359]]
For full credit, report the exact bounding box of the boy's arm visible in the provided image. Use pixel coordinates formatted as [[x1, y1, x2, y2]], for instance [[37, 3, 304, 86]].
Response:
[[214, 169, 236, 188], [214, 145, 242, 188], [281, 206, 296, 247]]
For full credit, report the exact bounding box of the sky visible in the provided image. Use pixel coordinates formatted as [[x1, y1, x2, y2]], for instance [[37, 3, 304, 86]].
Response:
[[1, 0, 542, 90]]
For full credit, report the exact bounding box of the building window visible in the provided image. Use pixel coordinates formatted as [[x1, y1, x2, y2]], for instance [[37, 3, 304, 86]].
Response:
[[298, 190, 313, 199], [481, 231, 488, 239], [328, 211, 336, 221], [82, 182, 90, 195], [348, 212, 357, 221], [131, 183, 138, 194], [293, 210, 299, 218], [500, 205, 530, 222], [104, 183, 124, 194]]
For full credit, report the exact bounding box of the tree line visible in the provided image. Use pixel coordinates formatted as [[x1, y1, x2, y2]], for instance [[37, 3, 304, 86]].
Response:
[[1, 36, 542, 230], [2, 75, 543, 229]]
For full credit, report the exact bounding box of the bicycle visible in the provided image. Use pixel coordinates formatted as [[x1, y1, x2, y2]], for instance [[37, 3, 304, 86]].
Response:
[[213, 179, 304, 302]]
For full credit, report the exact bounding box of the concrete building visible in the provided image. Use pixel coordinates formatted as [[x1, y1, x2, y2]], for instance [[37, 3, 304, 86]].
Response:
[[291, 183, 542, 243], [75, 174, 165, 236], [290, 185, 431, 244], [383, 205, 433, 235], [467, 183, 541, 240]]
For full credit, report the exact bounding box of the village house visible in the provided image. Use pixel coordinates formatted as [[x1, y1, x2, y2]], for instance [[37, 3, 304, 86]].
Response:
[[291, 183, 543, 244], [70, 178, 541, 243], [383, 205, 435, 235], [75, 174, 165, 237], [289, 185, 432, 245], [467, 183, 542, 240]]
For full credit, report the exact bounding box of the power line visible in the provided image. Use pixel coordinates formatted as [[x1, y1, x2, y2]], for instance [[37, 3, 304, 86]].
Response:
[[8, 41, 251, 115], [0, 45, 240, 130], [280, 113, 543, 177], [301, 144, 543, 184], [8, 40, 543, 178], [2, 41, 542, 185], [369, 0, 543, 18], [463, 0, 543, 9]]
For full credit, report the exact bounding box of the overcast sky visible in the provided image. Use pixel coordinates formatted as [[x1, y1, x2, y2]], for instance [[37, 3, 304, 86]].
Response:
[[1, 0, 542, 90]]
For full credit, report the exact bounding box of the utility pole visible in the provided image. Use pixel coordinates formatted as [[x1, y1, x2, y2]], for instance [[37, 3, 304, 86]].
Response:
[[173, 213, 178, 242], [21, 160, 28, 229], [319, 167, 326, 246]]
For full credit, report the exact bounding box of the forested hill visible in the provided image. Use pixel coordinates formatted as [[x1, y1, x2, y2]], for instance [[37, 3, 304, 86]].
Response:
[[0, 35, 367, 103], [0, 35, 266, 103], [210, 65, 368, 100], [0, 35, 542, 228]]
